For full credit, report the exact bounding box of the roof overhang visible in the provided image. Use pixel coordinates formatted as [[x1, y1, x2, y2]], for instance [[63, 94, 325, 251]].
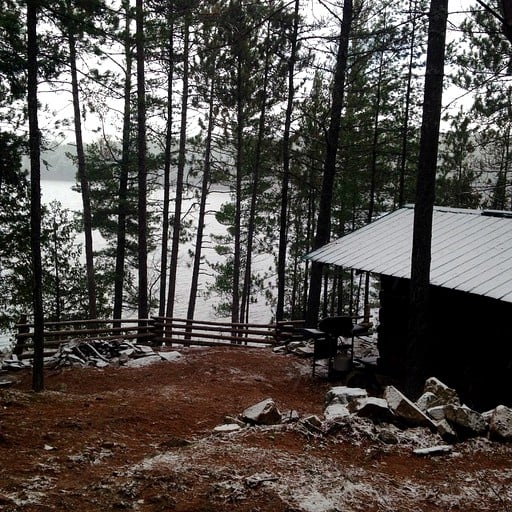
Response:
[[305, 205, 512, 303]]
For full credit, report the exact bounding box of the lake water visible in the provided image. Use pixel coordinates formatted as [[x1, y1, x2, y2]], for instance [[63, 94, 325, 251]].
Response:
[[0, 180, 275, 353]]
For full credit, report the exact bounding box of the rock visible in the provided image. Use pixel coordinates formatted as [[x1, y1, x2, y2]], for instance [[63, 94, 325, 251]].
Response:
[[292, 345, 314, 357], [281, 410, 300, 423], [302, 415, 323, 429], [324, 403, 350, 421], [413, 445, 453, 456], [426, 405, 447, 421], [0, 494, 13, 506], [324, 386, 368, 407], [125, 354, 162, 367], [242, 398, 282, 425], [135, 345, 154, 354], [489, 405, 512, 441], [350, 397, 394, 423], [435, 419, 458, 443], [68, 354, 86, 366], [377, 428, 399, 445], [482, 409, 494, 423], [2, 358, 27, 370], [213, 423, 242, 434], [297, 415, 324, 435], [423, 377, 460, 406], [415, 392, 438, 411], [445, 404, 487, 437], [158, 351, 182, 362], [245, 472, 278, 488], [118, 348, 135, 357], [224, 416, 246, 427], [286, 341, 304, 351], [384, 385, 436, 429]]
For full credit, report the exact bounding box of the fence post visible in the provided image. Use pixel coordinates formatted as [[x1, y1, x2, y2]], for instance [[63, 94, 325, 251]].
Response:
[[148, 317, 160, 346], [14, 314, 29, 358]]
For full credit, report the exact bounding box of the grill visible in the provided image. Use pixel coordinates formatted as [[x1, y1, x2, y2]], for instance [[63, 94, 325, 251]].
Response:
[[302, 316, 359, 377]]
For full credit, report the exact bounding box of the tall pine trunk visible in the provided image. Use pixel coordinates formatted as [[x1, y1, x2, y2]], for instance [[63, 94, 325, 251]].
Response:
[[158, 6, 174, 318], [240, 22, 271, 325], [67, 9, 97, 320], [136, 0, 148, 321], [166, 17, 190, 319], [398, 0, 418, 208], [113, 0, 132, 321], [406, 0, 448, 398], [305, 0, 353, 327], [276, 0, 300, 322], [187, 76, 215, 324], [232, 56, 244, 327], [27, 0, 44, 391]]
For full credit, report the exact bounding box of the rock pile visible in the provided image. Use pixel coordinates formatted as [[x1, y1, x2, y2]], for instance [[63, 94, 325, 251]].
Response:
[[213, 377, 512, 447], [1, 339, 181, 370], [323, 377, 512, 442]]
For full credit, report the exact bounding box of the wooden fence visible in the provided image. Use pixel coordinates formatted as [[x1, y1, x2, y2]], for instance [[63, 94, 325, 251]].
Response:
[[13, 317, 305, 359]]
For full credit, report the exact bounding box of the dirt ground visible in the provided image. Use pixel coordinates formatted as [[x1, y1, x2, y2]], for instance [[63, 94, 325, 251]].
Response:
[[1, 345, 512, 512]]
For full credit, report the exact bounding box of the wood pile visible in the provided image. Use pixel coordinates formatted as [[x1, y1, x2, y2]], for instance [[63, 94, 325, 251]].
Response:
[[1, 339, 174, 370]]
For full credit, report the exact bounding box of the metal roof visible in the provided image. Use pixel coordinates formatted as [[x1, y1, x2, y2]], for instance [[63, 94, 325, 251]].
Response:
[[305, 205, 512, 303]]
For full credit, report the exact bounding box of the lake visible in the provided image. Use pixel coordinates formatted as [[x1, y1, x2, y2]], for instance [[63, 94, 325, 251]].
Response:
[[0, 180, 275, 353]]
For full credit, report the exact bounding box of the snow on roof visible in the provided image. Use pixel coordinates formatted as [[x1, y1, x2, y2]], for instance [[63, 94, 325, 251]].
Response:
[[305, 205, 512, 303]]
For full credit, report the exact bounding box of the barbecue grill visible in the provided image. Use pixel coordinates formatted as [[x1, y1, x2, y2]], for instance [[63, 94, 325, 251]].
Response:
[[302, 315, 360, 377]]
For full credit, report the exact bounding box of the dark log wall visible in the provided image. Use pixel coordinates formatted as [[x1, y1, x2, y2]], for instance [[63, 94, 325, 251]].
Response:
[[377, 275, 512, 410]]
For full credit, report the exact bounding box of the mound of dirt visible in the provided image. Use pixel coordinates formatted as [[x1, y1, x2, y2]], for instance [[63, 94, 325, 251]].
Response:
[[1, 346, 511, 511]]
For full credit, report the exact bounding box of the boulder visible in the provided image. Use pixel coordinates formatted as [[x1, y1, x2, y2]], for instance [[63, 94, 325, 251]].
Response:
[[489, 405, 512, 441], [384, 385, 436, 429], [324, 403, 350, 421], [426, 405, 447, 421], [444, 404, 487, 437], [435, 419, 458, 443], [415, 392, 438, 412], [423, 377, 460, 406], [324, 386, 368, 407], [349, 397, 394, 423], [242, 398, 282, 425], [158, 351, 182, 362]]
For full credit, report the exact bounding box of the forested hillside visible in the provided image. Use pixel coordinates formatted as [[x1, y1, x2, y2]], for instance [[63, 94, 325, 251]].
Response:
[[0, 0, 509, 338]]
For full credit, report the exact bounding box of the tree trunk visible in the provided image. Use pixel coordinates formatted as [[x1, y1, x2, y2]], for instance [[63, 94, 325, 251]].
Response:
[[406, 0, 448, 398], [52, 218, 61, 322], [68, 11, 97, 320], [166, 17, 190, 319], [398, 0, 418, 208], [240, 21, 271, 325], [27, 0, 44, 392], [232, 56, 244, 327], [159, 7, 174, 318], [136, 0, 148, 321], [187, 76, 215, 325], [113, 0, 132, 321], [276, 0, 300, 322], [305, 0, 353, 327]]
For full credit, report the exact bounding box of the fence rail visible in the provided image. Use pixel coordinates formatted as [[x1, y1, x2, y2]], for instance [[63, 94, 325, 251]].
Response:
[[13, 317, 305, 358]]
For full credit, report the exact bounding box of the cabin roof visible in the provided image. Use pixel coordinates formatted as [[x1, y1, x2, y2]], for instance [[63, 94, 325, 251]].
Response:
[[305, 205, 512, 303]]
